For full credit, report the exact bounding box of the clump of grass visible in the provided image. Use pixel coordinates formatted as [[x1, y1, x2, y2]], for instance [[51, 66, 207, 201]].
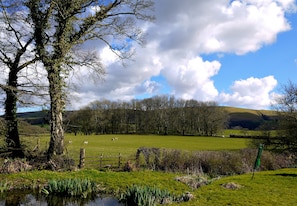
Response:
[[0, 181, 8, 193], [119, 185, 192, 206], [42, 178, 97, 198]]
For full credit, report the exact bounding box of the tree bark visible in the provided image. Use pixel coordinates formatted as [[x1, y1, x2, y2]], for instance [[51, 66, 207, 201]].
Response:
[[5, 70, 24, 158], [47, 68, 64, 159]]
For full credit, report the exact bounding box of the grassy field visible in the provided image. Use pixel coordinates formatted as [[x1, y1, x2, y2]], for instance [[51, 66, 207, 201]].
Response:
[[31, 134, 250, 164], [1, 168, 297, 205], [20, 133, 250, 169]]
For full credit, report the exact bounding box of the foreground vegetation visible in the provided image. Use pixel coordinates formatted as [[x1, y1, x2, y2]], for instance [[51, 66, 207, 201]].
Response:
[[0, 168, 297, 205]]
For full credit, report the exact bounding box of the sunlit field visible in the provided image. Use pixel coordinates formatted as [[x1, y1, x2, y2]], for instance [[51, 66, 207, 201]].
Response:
[[27, 134, 250, 167], [70, 134, 247, 154]]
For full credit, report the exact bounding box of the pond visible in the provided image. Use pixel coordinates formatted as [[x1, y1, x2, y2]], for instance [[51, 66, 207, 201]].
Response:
[[0, 190, 124, 206]]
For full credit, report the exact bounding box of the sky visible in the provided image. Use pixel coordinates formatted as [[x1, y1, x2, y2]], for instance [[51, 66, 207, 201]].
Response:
[[18, 0, 297, 112]]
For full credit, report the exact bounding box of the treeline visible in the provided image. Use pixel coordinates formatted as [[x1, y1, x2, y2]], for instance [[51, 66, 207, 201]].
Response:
[[65, 95, 228, 136]]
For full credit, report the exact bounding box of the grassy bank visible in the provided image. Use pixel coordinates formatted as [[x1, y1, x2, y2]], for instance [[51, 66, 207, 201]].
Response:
[[1, 168, 297, 205]]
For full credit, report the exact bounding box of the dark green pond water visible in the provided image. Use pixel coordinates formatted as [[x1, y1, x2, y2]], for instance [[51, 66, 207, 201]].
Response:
[[0, 190, 124, 206]]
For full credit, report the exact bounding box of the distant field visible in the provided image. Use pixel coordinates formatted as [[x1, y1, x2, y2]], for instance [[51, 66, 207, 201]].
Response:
[[28, 134, 251, 167], [66, 134, 249, 155]]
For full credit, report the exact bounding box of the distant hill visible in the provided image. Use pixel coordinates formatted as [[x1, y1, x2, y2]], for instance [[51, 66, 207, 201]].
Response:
[[17, 111, 50, 125], [223, 107, 278, 130], [15, 107, 279, 130]]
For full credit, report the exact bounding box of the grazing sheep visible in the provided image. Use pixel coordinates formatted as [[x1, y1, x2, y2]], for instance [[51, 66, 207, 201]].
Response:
[[84, 141, 88, 144]]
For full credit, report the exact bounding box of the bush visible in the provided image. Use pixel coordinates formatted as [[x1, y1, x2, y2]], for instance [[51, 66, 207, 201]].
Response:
[[135, 147, 294, 176]]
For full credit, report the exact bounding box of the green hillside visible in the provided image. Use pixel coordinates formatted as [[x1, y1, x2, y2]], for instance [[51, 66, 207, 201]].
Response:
[[223, 106, 278, 130]]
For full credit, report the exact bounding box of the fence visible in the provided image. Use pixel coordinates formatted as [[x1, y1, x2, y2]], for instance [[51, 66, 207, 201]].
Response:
[[78, 148, 126, 170]]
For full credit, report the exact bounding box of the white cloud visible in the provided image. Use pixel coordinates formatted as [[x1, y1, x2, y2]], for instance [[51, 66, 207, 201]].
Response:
[[65, 0, 295, 110], [162, 56, 221, 101], [218, 76, 278, 109], [153, 0, 291, 55]]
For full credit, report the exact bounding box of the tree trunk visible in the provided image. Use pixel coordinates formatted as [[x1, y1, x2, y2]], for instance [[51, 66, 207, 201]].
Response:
[[47, 69, 64, 159], [5, 70, 24, 158]]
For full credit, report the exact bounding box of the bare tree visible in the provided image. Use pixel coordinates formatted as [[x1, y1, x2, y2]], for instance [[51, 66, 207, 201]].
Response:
[[0, 0, 41, 157], [264, 81, 297, 154], [25, 0, 154, 159]]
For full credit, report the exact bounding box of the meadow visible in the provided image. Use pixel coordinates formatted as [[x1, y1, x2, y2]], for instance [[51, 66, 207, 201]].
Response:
[[2, 133, 296, 205], [30, 134, 250, 167]]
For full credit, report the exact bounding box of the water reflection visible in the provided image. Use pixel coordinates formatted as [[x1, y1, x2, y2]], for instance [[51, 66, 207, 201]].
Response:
[[0, 190, 124, 206]]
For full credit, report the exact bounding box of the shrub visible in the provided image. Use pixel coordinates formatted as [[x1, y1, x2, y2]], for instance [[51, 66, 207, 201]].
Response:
[[135, 147, 295, 176], [0, 158, 32, 174]]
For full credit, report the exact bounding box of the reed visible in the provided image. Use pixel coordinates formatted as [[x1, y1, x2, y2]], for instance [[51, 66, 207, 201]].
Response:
[[0, 181, 8, 193], [42, 178, 97, 198], [119, 184, 190, 206]]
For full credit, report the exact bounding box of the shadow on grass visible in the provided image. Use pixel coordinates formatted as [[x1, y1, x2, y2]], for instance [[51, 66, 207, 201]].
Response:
[[274, 173, 297, 177]]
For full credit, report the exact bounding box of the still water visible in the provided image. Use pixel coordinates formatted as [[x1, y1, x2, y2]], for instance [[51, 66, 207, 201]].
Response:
[[0, 190, 124, 206]]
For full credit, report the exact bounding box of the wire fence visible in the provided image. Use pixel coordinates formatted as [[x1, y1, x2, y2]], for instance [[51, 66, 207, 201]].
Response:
[[77, 148, 128, 170]]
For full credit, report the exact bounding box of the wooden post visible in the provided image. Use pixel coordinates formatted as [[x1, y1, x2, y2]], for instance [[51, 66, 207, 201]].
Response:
[[99, 153, 103, 169], [37, 138, 40, 152], [118, 153, 121, 168], [79, 148, 85, 169]]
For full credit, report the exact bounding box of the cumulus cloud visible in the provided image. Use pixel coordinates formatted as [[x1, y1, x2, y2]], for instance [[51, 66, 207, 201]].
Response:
[[66, 0, 295, 110], [152, 0, 292, 55], [162, 56, 221, 101], [218, 76, 278, 109]]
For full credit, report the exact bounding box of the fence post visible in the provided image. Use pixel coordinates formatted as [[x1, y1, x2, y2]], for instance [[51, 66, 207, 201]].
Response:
[[37, 138, 40, 152], [79, 148, 85, 169], [118, 153, 121, 168], [99, 153, 103, 169]]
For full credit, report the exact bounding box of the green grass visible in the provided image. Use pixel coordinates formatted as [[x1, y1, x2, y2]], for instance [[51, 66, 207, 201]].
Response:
[[28, 134, 249, 168], [179, 168, 297, 206], [223, 129, 262, 136], [56, 134, 249, 165], [1, 168, 297, 205]]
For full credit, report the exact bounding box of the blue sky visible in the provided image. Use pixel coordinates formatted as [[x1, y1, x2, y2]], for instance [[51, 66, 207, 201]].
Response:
[[16, 0, 297, 112], [212, 14, 297, 91]]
